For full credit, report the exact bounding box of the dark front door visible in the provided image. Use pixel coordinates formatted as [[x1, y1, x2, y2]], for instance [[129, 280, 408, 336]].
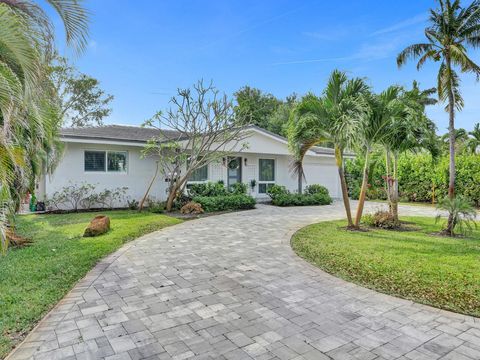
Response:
[[227, 157, 242, 188]]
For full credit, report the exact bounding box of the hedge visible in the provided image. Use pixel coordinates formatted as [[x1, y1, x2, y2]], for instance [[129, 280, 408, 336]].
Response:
[[272, 192, 332, 207], [192, 194, 256, 212], [345, 152, 480, 206]]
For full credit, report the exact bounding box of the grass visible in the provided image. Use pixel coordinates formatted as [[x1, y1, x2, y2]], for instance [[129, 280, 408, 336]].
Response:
[[292, 217, 480, 317], [0, 210, 181, 358]]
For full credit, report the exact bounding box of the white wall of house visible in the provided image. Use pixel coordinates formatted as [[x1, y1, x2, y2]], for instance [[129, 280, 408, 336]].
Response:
[[40, 142, 168, 206], [38, 129, 341, 208]]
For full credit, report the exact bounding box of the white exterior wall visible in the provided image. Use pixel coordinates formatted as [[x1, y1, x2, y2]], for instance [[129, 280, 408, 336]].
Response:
[[41, 142, 168, 206], [39, 129, 341, 207]]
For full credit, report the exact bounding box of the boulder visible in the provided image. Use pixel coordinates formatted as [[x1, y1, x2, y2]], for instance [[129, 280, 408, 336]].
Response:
[[83, 215, 110, 237]]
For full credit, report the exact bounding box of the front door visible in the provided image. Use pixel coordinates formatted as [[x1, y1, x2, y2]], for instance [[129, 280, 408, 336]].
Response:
[[227, 157, 242, 188]]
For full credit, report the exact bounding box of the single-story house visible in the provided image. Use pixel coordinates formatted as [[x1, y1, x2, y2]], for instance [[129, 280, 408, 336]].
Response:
[[37, 125, 343, 207]]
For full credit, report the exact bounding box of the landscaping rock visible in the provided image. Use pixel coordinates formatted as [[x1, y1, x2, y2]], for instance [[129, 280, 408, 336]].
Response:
[[83, 215, 110, 237]]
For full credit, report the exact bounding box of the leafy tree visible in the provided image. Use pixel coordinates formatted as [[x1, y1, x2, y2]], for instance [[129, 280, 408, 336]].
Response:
[[0, 0, 89, 253], [397, 0, 480, 235], [142, 81, 249, 212], [467, 123, 480, 154], [50, 56, 113, 127], [234, 86, 280, 129], [288, 70, 369, 228]]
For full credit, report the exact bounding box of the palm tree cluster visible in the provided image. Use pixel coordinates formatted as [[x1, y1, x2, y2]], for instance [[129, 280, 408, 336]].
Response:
[[397, 0, 480, 235], [288, 70, 437, 229], [0, 0, 89, 253]]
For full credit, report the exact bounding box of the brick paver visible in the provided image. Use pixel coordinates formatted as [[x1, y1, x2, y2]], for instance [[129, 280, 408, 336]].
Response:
[[7, 202, 480, 360]]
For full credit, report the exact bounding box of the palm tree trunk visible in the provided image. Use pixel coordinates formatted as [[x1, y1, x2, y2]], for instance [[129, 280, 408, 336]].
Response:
[[446, 70, 456, 235], [335, 145, 353, 228], [392, 152, 399, 224], [354, 150, 370, 227], [297, 165, 303, 194], [385, 149, 392, 213]]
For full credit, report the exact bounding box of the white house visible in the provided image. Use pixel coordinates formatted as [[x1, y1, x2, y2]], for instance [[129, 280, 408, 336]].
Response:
[[37, 125, 343, 205]]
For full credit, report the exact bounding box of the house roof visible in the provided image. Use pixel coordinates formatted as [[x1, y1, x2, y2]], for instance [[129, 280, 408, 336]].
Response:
[[60, 124, 340, 156], [60, 125, 180, 143]]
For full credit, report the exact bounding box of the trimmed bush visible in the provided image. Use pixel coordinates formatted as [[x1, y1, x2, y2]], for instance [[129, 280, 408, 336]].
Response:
[[304, 184, 330, 197], [230, 182, 247, 195], [188, 182, 228, 197], [266, 184, 288, 200], [362, 211, 398, 229], [193, 194, 256, 212], [272, 192, 332, 207]]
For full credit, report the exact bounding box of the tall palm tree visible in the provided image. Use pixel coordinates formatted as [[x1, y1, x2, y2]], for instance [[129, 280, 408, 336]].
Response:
[[354, 87, 404, 227], [397, 0, 480, 235], [0, 0, 88, 252], [288, 70, 369, 228], [467, 123, 480, 153]]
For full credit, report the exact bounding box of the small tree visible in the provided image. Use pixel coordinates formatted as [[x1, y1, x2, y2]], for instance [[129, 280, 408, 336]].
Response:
[[142, 81, 249, 212], [50, 56, 114, 127]]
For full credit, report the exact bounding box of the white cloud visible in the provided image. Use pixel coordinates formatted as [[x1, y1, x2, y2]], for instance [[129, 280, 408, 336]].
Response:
[[371, 13, 428, 36]]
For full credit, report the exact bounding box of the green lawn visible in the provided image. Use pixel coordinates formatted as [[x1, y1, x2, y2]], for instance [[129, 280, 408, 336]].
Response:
[[0, 211, 181, 358], [292, 217, 480, 317]]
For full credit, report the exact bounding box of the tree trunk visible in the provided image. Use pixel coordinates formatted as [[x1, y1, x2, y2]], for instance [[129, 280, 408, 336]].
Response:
[[392, 152, 399, 224], [166, 186, 178, 212], [445, 63, 456, 236], [297, 168, 303, 194], [385, 150, 393, 214], [335, 146, 353, 228], [139, 161, 159, 211], [354, 150, 370, 228]]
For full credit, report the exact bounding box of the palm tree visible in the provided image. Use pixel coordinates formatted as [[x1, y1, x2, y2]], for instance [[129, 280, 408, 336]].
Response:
[[0, 0, 89, 252], [354, 87, 404, 227], [288, 70, 369, 228], [397, 0, 480, 235], [467, 123, 480, 154]]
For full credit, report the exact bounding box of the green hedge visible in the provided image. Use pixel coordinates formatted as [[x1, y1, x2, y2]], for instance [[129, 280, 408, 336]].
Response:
[[193, 194, 256, 212], [345, 152, 480, 206], [272, 193, 332, 207]]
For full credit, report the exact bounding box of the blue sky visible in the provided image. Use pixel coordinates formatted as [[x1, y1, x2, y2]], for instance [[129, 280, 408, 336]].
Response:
[[57, 0, 480, 133]]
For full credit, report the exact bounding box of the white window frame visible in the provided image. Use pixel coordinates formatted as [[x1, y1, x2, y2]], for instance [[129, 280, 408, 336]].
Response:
[[258, 158, 276, 194], [84, 150, 128, 174]]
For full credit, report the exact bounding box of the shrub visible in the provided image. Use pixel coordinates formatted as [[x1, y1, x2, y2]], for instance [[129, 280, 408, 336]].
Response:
[[230, 182, 247, 195], [362, 210, 398, 229], [266, 184, 289, 200], [148, 200, 166, 214], [173, 192, 192, 210], [127, 199, 139, 210], [436, 196, 477, 236], [47, 182, 96, 211], [304, 184, 329, 197], [193, 194, 256, 212], [272, 192, 332, 207], [188, 182, 228, 197], [180, 202, 204, 215]]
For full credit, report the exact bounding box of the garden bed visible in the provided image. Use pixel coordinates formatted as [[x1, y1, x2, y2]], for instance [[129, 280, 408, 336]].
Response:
[[0, 211, 181, 358], [291, 217, 480, 317]]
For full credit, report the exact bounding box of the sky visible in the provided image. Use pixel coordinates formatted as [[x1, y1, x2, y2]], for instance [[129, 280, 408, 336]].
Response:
[[54, 0, 480, 133]]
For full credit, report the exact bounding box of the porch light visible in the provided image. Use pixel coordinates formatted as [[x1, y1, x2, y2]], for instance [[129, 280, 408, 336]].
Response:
[[244, 158, 248, 166]]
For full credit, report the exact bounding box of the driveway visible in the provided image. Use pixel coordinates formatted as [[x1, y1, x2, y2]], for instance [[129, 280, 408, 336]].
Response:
[[8, 202, 480, 360]]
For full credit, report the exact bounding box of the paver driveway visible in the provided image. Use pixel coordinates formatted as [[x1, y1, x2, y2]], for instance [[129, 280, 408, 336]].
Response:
[[7, 202, 480, 360]]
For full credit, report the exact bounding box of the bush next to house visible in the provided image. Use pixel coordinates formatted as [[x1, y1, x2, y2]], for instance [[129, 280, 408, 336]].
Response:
[[267, 184, 332, 207], [193, 194, 256, 212], [272, 193, 332, 207]]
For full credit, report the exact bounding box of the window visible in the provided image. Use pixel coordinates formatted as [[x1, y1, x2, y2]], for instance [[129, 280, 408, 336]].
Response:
[[108, 152, 127, 172], [189, 164, 208, 182], [85, 151, 106, 172], [258, 159, 275, 193], [84, 150, 127, 173]]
